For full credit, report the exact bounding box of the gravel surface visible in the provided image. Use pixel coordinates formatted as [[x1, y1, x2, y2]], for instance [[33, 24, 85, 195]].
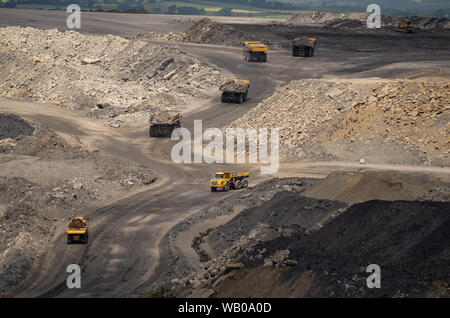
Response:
[[0, 114, 157, 293]]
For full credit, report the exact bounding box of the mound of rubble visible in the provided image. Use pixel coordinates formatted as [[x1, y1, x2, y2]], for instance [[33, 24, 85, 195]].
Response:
[[310, 80, 449, 165], [289, 11, 450, 30], [289, 11, 367, 25], [303, 171, 450, 205], [0, 27, 223, 127], [0, 113, 35, 139], [228, 79, 449, 166], [146, 177, 318, 294], [169, 190, 449, 297], [140, 18, 278, 49]]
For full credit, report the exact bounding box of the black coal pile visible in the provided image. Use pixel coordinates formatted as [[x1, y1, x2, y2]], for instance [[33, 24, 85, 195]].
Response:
[[209, 191, 347, 255], [0, 113, 34, 139], [244, 200, 450, 297], [182, 18, 277, 48]]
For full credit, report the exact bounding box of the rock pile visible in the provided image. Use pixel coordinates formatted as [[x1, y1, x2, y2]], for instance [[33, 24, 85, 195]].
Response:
[[312, 80, 449, 165], [0, 27, 223, 127], [227, 79, 388, 158], [0, 113, 35, 139], [228, 79, 449, 166], [289, 11, 450, 30], [140, 18, 278, 48], [0, 114, 157, 293]]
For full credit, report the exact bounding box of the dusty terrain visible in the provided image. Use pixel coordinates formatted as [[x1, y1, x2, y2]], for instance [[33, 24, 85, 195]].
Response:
[[0, 9, 448, 298], [0, 113, 157, 293]]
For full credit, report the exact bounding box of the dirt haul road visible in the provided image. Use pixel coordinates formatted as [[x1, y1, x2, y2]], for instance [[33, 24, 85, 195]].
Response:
[[0, 11, 449, 297]]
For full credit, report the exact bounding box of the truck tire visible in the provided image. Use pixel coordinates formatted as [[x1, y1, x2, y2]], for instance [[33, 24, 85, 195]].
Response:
[[305, 47, 312, 57], [211, 187, 216, 192], [238, 93, 244, 103], [243, 93, 248, 101], [235, 180, 242, 189], [67, 236, 72, 244], [242, 180, 249, 188], [292, 47, 297, 56], [224, 184, 230, 192], [221, 92, 227, 103]]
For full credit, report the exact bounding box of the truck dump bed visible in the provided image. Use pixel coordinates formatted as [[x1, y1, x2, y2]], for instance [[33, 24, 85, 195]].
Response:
[[292, 37, 316, 49], [150, 110, 182, 125], [220, 79, 250, 93], [66, 218, 87, 234], [244, 41, 269, 52]]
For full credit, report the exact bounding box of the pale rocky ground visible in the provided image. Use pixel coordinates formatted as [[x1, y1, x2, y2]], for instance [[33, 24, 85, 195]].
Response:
[[0, 26, 224, 128], [227, 78, 449, 166]]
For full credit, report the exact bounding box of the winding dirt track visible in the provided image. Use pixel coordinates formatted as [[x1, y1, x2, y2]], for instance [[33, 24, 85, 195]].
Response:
[[0, 10, 449, 297]]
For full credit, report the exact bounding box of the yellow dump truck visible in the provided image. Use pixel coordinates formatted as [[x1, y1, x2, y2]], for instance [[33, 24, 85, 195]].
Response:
[[210, 172, 250, 192], [149, 110, 182, 138], [220, 79, 250, 103], [66, 217, 89, 244], [399, 19, 414, 33], [292, 37, 317, 57], [244, 41, 268, 62]]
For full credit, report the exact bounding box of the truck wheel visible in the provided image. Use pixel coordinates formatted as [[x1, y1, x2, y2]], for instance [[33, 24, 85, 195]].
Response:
[[221, 92, 227, 103], [242, 180, 248, 188], [67, 237, 72, 244], [238, 94, 244, 103], [224, 184, 230, 192], [211, 188, 216, 192], [235, 180, 242, 189], [243, 93, 248, 101]]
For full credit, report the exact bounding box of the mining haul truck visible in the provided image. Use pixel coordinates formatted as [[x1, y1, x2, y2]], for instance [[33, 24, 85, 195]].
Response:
[[292, 37, 317, 57], [244, 41, 268, 62], [220, 79, 250, 103], [210, 172, 250, 192], [67, 217, 89, 244], [149, 110, 182, 138], [398, 19, 414, 33]]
